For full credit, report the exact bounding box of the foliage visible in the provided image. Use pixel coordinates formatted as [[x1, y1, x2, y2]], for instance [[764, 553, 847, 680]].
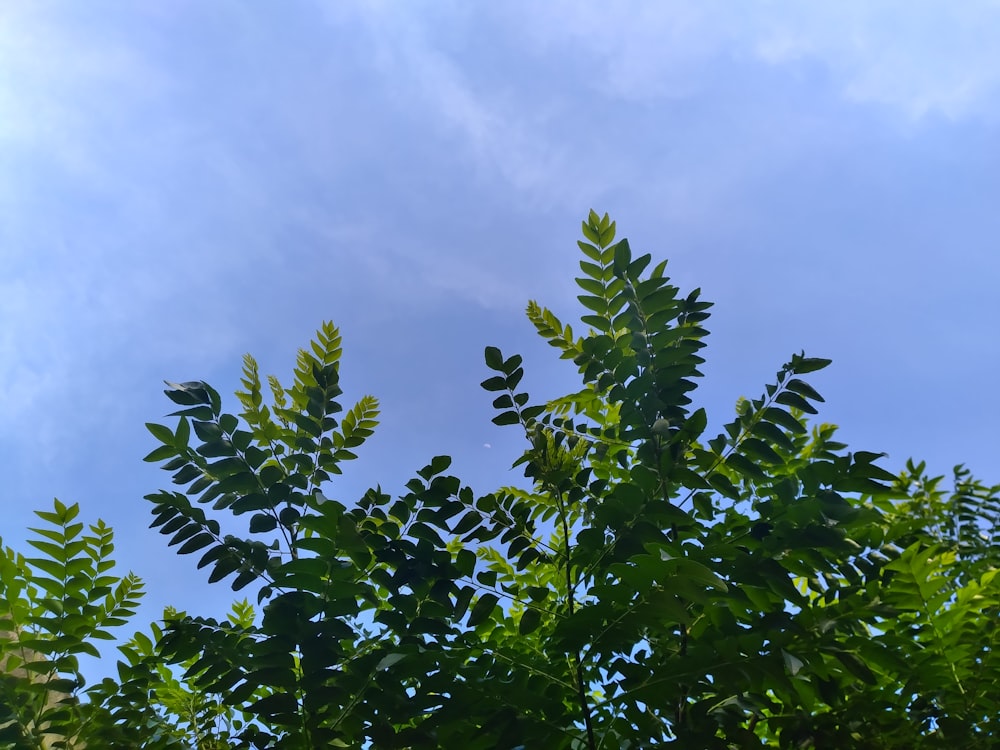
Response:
[[3, 212, 999, 748], [84, 601, 258, 749], [0, 499, 141, 749]]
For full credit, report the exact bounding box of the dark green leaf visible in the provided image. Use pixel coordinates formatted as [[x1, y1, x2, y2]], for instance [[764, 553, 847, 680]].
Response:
[[452, 511, 481, 535], [456, 548, 476, 577], [831, 650, 877, 684], [762, 406, 807, 434], [250, 513, 278, 533], [740, 438, 784, 465], [467, 593, 498, 627], [519, 608, 542, 635], [612, 239, 632, 274], [750, 421, 795, 451], [178, 532, 215, 555], [250, 692, 299, 717], [775, 391, 819, 414], [484, 346, 504, 370], [725, 452, 768, 480], [785, 379, 825, 403], [792, 354, 833, 374], [480, 376, 507, 392], [143, 444, 177, 462], [193, 420, 224, 442]]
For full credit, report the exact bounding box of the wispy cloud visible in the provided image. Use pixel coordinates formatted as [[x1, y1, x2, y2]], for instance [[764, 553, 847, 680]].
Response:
[[498, 0, 1000, 121], [319, 1, 606, 208], [749, 3, 1000, 120]]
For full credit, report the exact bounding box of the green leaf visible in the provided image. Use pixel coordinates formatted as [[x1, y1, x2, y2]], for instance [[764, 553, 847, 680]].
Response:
[[177, 532, 215, 555], [467, 593, 499, 627], [164, 380, 213, 406], [143, 444, 177, 462], [456, 548, 476, 577], [278, 507, 301, 528], [792, 354, 833, 373], [782, 649, 804, 676], [578, 295, 610, 314], [481, 376, 508, 392], [26, 539, 67, 562], [193, 420, 224, 442], [168, 405, 215, 421], [762, 406, 807, 434], [576, 277, 606, 296], [492, 394, 514, 410], [577, 240, 601, 261], [175, 416, 191, 447], [146, 422, 175, 445], [740, 438, 784, 465], [707, 472, 741, 500], [476, 570, 497, 587], [250, 692, 299, 717], [785, 378, 825, 403], [612, 239, 632, 274], [750, 421, 795, 451], [831, 649, 877, 684], [250, 513, 278, 533], [519, 608, 542, 635], [501, 354, 523, 376], [376, 653, 406, 671], [725, 452, 768, 481], [484, 346, 504, 370], [452, 511, 481, 536], [775, 391, 819, 415], [600, 219, 616, 246]]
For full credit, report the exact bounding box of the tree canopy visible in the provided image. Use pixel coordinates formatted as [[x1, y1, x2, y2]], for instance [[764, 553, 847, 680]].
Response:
[[2, 212, 998, 748]]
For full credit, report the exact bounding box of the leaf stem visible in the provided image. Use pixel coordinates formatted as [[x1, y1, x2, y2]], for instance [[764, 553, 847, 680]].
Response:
[[556, 487, 597, 749]]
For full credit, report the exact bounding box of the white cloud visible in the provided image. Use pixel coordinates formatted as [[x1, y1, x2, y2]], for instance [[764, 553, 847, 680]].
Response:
[[747, 3, 1000, 120], [318, 1, 603, 207], [501, 0, 1000, 121], [0, 5, 173, 183], [0, 278, 60, 422]]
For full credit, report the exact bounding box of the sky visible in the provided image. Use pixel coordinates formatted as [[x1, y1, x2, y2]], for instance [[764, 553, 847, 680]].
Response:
[[2, 1, 999, 677]]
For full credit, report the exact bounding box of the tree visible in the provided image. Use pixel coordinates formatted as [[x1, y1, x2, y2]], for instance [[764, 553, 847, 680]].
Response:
[[0, 499, 142, 749], [4, 212, 998, 747]]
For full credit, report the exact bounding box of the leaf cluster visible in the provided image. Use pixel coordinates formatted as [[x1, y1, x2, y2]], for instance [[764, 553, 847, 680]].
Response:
[[0, 499, 141, 749]]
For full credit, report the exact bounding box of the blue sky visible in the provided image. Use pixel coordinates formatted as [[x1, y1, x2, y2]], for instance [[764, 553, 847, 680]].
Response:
[[2, 1, 999, 673]]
